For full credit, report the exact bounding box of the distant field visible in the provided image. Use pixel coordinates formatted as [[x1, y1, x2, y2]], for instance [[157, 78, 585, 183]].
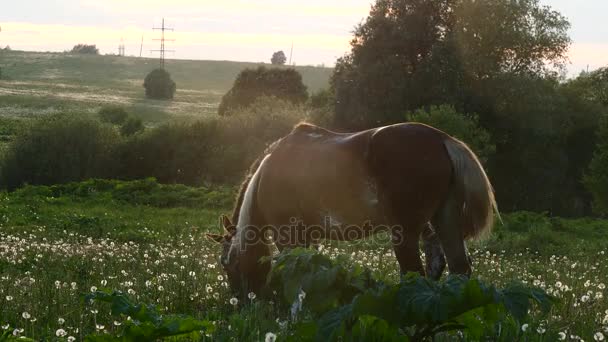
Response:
[[0, 50, 332, 124]]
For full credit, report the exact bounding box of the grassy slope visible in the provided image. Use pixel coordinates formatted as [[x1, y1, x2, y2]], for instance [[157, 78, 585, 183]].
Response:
[[0, 50, 332, 124]]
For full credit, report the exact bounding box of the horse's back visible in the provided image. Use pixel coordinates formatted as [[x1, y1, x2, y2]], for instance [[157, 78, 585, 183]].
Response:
[[257, 124, 381, 230]]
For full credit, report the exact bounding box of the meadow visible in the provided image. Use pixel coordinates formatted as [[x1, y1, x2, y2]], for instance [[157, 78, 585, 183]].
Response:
[[0, 179, 607, 341], [0, 50, 332, 149], [1, 50, 608, 341]]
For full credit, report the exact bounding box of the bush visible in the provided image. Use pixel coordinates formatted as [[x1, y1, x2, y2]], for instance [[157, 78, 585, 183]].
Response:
[[70, 44, 99, 55], [143, 68, 176, 100], [120, 116, 144, 136], [218, 66, 308, 115], [407, 105, 495, 163], [0, 114, 118, 190], [584, 115, 608, 215], [98, 106, 128, 124]]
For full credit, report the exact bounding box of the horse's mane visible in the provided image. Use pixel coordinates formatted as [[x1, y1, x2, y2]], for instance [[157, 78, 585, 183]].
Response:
[[230, 138, 283, 225]]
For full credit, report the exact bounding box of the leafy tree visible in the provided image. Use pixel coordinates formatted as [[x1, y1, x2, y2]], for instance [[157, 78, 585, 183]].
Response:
[[218, 66, 308, 115], [271, 50, 287, 65], [331, 0, 570, 129], [143, 68, 176, 100], [70, 44, 99, 55], [407, 105, 495, 163], [584, 115, 608, 215]]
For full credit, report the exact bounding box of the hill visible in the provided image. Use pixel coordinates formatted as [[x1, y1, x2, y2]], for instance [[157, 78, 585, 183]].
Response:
[[0, 50, 333, 123]]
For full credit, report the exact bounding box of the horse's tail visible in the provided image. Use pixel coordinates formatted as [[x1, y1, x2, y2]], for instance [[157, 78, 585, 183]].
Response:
[[443, 137, 500, 239]]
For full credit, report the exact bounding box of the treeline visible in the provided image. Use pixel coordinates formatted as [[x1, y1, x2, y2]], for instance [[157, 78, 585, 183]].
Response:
[[0, 98, 305, 190]]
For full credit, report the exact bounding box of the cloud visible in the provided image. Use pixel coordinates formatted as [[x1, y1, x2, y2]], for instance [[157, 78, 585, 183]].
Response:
[[568, 43, 608, 73], [81, 0, 372, 17], [0, 22, 351, 64]]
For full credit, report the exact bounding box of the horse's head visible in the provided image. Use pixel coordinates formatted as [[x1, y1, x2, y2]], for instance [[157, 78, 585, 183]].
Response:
[[207, 215, 271, 296]]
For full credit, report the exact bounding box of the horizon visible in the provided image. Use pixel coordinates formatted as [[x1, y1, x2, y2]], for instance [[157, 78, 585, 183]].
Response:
[[1, 0, 607, 75]]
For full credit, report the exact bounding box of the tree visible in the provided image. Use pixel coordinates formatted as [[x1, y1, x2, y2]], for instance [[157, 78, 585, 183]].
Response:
[[584, 115, 608, 215], [71, 44, 99, 55], [406, 105, 495, 163], [271, 51, 287, 65], [218, 66, 308, 115], [331, 0, 570, 129], [143, 69, 176, 100]]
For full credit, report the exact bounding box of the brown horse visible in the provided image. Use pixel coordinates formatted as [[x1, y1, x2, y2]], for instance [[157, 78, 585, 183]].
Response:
[[208, 122, 498, 295]]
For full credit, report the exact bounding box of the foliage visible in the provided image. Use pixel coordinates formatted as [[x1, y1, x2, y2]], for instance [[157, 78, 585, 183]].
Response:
[[407, 105, 495, 163], [0, 114, 118, 190], [71, 44, 100, 55], [331, 0, 570, 129], [98, 106, 129, 125], [584, 115, 608, 215], [84, 290, 214, 341], [218, 66, 308, 115], [120, 116, 144, 136], [271, 51, 287, 65], [143, 68, 176, 100], [269, 248, 554, 341]]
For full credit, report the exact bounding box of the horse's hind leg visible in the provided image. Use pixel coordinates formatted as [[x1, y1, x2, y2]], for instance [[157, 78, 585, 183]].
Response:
[[422, 223, 446, 280], [432, 191, 472, 276], [391, 223, 426, 276]]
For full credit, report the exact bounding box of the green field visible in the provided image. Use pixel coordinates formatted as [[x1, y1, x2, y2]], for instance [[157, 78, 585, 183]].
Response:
[[0, 180, 607, 340], [0, 50, 331, 124]]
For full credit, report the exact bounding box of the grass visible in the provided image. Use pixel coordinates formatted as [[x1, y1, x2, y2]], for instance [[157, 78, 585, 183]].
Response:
[[0, 50, 332, 126], [0, 180, 607, 340]]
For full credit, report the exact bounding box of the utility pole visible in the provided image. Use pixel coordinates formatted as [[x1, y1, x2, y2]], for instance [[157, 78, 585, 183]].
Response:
[[139, 34, 144, 57], [118, 37, 125, 56], [289, 41, 293, 66], [151, 18, 175, 69]]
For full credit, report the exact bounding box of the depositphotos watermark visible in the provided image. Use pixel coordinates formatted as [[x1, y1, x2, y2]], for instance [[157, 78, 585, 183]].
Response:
[[227, 216, 433, 252]]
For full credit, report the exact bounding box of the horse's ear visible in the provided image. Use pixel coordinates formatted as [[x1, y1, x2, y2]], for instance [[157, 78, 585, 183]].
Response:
[[206, 233, 225, 243], [220, 215, 236, 235]]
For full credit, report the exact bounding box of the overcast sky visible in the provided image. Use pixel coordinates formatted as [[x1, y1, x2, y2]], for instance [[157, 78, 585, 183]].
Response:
[[1, 0, 606, 75]]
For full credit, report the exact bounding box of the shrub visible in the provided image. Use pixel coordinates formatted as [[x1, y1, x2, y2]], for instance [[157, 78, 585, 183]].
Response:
[[0, 114, 118, 190], [143, 68, 176, 100], [407, 105, 495, 163], [218, 66, 308, 115], [98, 106, 128, 124], [271, 50, 287, 65], [584, 115, 608, 215], [70, 44, 99, 55], [120, 116, 144, 136]]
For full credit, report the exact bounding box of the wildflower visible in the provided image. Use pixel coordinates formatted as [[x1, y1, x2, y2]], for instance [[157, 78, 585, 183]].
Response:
[[594, 332, 605, 341], [114, 321, 122, 326], [582, 295, 590, 303], [58, 317, 65, 325], [5, 296, 12, 301], [248, 292, 256, 301], [521, 323, 529, 332], [558, 332, 566, 340], [101, 279, 107, 286], [537, 327, 546, 334], [1, 324, 9, 330], [56, 329, 67, 337], [96, 324, 105, 330], [67, 337, 76, 342], [71, 282, 77, 290], [21, 312, 30, 320], [90, 286, 97, 293], [599, 283, 606, 290], [230, 297, 238, 306], [265, 332, 277, 342], [217, 275, 224, 281]]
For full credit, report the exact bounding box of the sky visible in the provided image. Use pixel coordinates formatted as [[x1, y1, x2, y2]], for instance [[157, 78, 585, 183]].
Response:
[[1, 0, 607, 75]]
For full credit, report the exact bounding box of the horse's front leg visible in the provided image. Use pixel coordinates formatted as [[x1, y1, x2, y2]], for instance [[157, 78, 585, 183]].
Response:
[[392, 225, 425, 276]]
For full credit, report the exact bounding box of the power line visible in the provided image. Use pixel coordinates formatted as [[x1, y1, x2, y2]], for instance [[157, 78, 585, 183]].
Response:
[[151, 18, 175, 69]]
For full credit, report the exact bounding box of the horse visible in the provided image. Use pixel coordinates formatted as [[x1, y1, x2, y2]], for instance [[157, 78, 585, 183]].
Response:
[[207, 122, 499, 295]]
